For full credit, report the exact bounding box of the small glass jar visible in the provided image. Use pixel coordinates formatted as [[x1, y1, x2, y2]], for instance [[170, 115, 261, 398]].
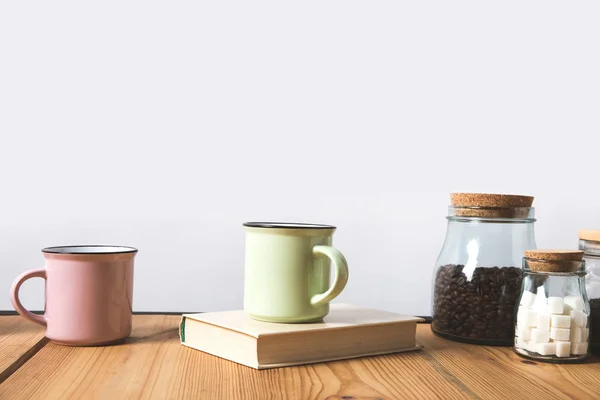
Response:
[[514, 251, 590, 363], [431, 193, 537, 345], [579, 230, 600, 354]]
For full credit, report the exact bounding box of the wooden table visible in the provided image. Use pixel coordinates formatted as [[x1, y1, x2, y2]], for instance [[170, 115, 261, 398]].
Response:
[[1, 315, 599, 399]]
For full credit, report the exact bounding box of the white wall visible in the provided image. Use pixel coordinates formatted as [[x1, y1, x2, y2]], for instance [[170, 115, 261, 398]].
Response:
[[1, 1, 599, 316]]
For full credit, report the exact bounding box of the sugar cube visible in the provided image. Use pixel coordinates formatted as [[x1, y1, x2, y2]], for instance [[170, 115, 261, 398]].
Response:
[[570, 310, 587, 328], [526, 340, 537, 353], [516, 325, 532, 341], [515, 336, 527, 349], [572, 342, 588, 355], [551, 315, 571, 328], [517, 307, 537, 327], [531, 328, 550, 343], [535, 342, 556, 356], [534, 302, 549, 314], [555, 341, 571, 357], [520, 290, 537, 308], [550, 327, 570, 341], [582, 328, 589, 342], [537, 313, 550, 330], [527, 311, 537, 327], [564, 296, 584, 311], [570, 327, 582, 343], [548, 297, 564, 314], [517, 307, 526, 326]]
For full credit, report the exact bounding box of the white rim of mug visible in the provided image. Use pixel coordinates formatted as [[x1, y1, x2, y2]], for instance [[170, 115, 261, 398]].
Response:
[[42, 245, 138, 254], [243, 222, 336, 229]]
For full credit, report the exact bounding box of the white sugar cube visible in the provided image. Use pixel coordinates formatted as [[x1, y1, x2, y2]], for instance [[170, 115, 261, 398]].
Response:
[[520, 290, 537, 308], [582, 328, 589, 342], [570, 310, 587, 328], [537, 313, 550, 330], [563, 301, 573, 315], [572, 342, 588, 355], [517, 307, 526, 326], [515, 336, 527, 349], [535, 342, 556, 356], [526, 340, 537, 353], [555, 341, 571, 357], [531, 328, 550, 343], [517, 307, 537, 327], [564, 296, 584, 311], [516, 325, 532, 340], [534, 302, 549, 314], [551, 315, 571, 328], [548, 297, 564, 314], [527, 311, 537, 327], [534, 285, 547, 306], [570, 327, 582, 343], [550, 327, 570, 341]]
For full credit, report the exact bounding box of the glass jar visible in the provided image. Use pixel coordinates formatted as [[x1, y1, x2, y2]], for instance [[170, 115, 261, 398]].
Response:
[[431, 193, 536, 345], [514, 251, 589, 362], [578, 230, 600, 354]]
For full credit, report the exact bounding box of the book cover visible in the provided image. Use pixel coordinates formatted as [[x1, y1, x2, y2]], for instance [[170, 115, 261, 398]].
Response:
[[180, 303, 423, 369]]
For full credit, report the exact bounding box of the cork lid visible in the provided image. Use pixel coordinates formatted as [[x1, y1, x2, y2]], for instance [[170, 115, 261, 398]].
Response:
[[450, 193, 534, 218], [579, 230, 600, 242], [524, 250, 584, 273]]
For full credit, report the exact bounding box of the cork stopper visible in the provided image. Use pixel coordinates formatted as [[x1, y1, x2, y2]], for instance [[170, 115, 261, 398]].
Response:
[[524, 250, 584, 273], [450, 193, 534, 218], [579, 229, 600, 242]]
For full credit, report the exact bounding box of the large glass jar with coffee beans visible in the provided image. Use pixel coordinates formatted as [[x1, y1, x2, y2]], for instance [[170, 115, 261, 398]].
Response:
[[578, 230, 600, 354], [431, 193, 537, 345]]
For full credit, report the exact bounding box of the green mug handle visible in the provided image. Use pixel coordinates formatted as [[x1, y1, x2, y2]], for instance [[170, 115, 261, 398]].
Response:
[[310, 245, 349, 307]]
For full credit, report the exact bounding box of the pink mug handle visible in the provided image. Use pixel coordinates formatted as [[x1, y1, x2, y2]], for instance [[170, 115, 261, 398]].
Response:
[[10, 268, 47, 327]]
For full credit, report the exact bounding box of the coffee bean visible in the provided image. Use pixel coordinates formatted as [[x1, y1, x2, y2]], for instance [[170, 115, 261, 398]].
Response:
[[432, 264, 523, 344], [589, 298, 600, 354]]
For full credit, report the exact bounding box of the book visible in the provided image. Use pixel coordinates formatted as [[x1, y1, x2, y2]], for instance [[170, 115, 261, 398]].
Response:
[[179, 303, 423, 369]]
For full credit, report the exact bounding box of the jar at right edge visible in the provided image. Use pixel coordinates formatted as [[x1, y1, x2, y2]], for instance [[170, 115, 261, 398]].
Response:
[[579, 230, 600, 354]]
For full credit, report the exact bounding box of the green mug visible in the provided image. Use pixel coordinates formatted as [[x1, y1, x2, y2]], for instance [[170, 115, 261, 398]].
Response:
[[243, 222, 350, 323]]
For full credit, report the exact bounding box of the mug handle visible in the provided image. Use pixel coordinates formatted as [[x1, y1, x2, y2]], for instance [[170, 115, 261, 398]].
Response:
[[10, 269, 47, 327], [310, 245, 349, 307]]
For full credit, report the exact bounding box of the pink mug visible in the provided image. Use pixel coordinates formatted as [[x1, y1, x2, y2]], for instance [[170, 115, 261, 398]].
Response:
[[10, 245, 137, 346]]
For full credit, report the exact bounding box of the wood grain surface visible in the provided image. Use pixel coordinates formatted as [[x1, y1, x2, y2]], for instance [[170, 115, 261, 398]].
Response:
[[0, 315, 47, 384], [0, 316, 599, 399]]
